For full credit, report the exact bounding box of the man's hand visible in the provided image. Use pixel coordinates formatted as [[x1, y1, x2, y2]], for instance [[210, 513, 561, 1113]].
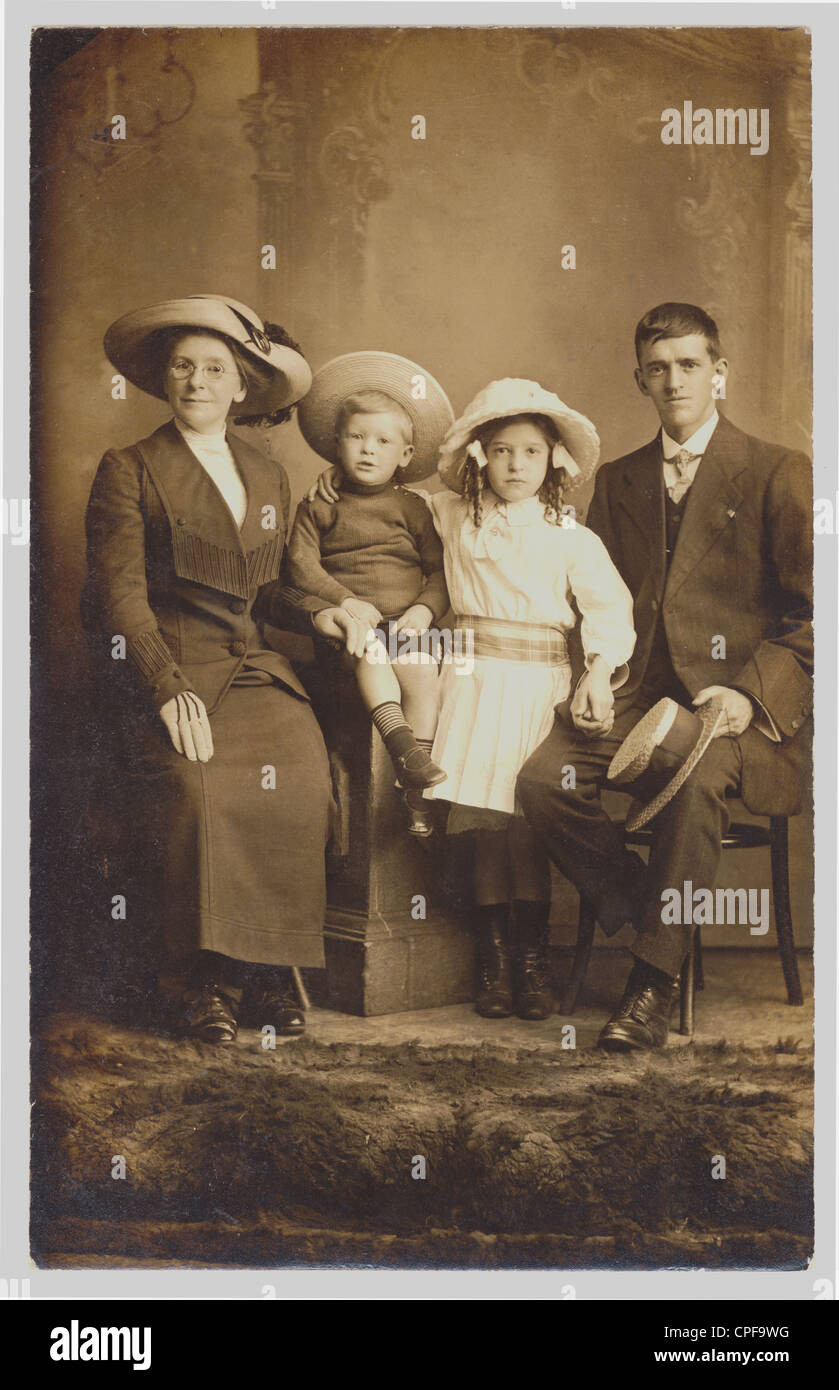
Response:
[[313, 606, 369, 658], [693, 686, 754, 737], [394, 603, 433, 634], [305, 466, 343, 504], [341, 596, 382, 630], [160, 691, 214, 762], [570, 657, 615, 738]]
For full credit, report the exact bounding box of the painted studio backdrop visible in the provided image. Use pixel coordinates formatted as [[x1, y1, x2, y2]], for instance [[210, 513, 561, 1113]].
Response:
[[32, 25, 813, 987]]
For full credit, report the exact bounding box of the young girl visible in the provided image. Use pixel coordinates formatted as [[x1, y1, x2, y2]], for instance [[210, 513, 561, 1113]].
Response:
[[312, 378, 635, 1020], [420, 379, 636, 1020]]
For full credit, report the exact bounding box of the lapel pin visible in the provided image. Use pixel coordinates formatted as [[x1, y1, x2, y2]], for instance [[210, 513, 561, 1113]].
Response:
[[726, 507, 736, 518]]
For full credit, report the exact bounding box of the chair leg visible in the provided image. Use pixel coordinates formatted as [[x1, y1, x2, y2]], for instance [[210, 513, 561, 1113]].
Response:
[[769, 816, 803, 1006], [561, 897, 596, 1014], [694, 925, 704, 992], [290, 966, 310, 1011], [679, 938, 696, 1037]]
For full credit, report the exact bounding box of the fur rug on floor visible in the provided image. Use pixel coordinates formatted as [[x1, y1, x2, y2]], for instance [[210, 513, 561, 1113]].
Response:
[[32, 1015, 813, 1270]]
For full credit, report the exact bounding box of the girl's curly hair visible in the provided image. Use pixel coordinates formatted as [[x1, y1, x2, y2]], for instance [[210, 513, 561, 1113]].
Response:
[[462, 413, 569, 527]]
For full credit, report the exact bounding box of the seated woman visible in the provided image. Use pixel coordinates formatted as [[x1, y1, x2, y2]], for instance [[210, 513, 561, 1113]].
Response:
[[82, 294, 360, 1043]]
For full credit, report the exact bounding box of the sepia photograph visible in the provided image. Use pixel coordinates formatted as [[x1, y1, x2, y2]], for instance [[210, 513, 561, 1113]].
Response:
[[23, 10, 825, 1290]]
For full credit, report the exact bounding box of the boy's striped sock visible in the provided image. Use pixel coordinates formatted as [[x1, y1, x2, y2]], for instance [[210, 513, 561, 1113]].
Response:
[[371, 702, 416, 759]]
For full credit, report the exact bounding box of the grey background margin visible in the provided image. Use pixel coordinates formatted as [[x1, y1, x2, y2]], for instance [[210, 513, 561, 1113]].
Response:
[[4, 0, 837, 1301]]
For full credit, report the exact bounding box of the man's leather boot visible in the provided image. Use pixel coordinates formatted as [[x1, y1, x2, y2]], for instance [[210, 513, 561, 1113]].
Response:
[[597, 958, 679, 1051]]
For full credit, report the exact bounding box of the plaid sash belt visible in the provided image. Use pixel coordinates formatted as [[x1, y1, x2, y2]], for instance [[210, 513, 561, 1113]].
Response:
[[454, 614, 570, 665]]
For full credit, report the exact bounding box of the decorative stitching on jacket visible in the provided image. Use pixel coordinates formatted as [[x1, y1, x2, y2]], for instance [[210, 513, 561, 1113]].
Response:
[[129, 629, 175, 680], [171, 527, 283, 599]]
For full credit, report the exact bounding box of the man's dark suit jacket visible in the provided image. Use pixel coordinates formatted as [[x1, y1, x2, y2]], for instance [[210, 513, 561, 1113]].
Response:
[[584, 414, 813, 817]]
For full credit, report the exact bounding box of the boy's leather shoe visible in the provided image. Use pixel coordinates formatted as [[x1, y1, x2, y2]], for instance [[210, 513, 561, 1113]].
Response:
[[597, 960, 679, 1052], [394, 746, 447, 789], [407, 807, 435, 837], [403, 789, 435, 838], [183, 984, 238, 1045]]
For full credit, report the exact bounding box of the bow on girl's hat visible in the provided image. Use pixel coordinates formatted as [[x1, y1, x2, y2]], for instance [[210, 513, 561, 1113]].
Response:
[[437, 378, 600, 494]]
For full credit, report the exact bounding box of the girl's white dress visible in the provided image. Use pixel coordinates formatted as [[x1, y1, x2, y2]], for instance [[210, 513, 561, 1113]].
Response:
[[422, 490, 636, 817]]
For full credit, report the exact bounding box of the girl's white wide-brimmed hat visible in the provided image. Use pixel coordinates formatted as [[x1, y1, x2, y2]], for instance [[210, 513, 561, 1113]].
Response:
[[297, 350, 454, 484], [437, 378, 600, 494], [103, 294, 312, 414], [608, 696, 726, 832]]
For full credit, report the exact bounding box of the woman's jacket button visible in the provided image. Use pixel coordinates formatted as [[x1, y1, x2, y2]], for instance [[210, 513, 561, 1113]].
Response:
[[175, 516, 187, 527], [229, 640, 247, 657], [228, 598, 246, 615]]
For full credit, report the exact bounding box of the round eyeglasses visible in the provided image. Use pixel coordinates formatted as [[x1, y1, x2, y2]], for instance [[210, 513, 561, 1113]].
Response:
[[167, 358, 231, 381]]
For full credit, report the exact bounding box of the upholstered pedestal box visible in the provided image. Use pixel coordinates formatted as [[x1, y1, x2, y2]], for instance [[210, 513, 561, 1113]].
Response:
[[308, 658, 474, 1016]]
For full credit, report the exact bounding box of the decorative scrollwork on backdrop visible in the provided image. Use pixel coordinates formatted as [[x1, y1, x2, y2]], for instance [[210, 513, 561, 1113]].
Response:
[[59, 29, 195, 180], [317, 125, 390, 236]]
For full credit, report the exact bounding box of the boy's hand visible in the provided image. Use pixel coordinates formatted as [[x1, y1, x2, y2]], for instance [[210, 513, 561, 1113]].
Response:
[[570, 658, 614, 738], [305, 466, 343, 504], [160, 691, 214, 762], [395, 604, 434, 634], [341, 596, 382, 630], [313, 606, 368, 659]]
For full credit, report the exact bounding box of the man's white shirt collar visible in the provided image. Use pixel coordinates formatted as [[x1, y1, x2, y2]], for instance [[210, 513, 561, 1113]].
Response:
[[661, 410, 719, 460]]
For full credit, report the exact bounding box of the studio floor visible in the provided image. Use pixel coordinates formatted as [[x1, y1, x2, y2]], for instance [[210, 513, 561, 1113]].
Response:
[[32, 950, 815, 1272], [302, 949, 814, 1050]]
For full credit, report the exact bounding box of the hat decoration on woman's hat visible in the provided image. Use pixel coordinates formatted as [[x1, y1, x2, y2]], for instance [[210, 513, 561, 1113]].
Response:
[[608, 696, 726, 832], [297, 350, 454, 484], [437, 378, 600, 494], [103, 294, 312, 416]]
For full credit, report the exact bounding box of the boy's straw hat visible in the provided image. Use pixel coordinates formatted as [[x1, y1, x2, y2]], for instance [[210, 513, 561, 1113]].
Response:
[[608, 696, 726, 832], [104, 294, 312, 415], [297, 350, 454, 483], [437, 378, 600, 494]]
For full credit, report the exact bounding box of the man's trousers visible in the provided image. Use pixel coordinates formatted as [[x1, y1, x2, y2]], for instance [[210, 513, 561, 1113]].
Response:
[[516, 694, 743, 979]]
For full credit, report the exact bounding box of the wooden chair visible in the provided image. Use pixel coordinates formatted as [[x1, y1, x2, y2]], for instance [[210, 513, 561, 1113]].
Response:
[[561, 814, 804, 1036]]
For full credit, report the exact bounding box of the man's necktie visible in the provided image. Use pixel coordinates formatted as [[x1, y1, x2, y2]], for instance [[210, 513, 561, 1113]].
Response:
[[667, 448, 702, 504]]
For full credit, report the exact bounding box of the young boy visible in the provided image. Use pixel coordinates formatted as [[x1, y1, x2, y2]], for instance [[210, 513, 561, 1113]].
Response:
[[286, 352, 454, 823]]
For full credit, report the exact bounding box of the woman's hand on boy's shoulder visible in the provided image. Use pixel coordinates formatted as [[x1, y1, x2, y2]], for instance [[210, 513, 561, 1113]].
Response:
[[305, 466, 343, 505]]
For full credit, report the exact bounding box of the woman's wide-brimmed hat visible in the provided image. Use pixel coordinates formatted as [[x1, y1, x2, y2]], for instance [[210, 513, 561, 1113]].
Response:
[[437, 378, 600, 494], [297, 350, 454, 484], [103, 294, 312, 415], [608, 696, 726, 832]]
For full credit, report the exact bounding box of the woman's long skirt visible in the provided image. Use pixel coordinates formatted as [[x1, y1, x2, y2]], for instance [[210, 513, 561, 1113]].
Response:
[[108, 675, 332, 967]]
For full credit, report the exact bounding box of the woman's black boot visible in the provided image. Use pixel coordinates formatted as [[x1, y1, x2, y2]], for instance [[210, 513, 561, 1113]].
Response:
[[513, 901, 554, 1020], [247, 966, 306, 1036], [474, 904, 514, 1018]]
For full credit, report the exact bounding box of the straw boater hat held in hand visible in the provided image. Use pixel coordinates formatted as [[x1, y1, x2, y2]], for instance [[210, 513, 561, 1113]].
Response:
[[297, 350, 454, 484], [103, 293, 313, 419], [437, 378, 601, 494], [608, 696, 727, 832]]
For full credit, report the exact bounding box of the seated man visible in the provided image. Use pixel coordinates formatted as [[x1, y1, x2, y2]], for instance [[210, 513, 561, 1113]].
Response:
[[517, 302, 813, 1051]]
